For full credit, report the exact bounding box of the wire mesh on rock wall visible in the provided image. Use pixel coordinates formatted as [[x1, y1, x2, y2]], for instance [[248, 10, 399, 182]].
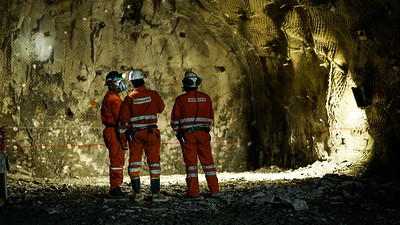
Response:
[[0, 0, 256, 177], [2, 0, 391, 176]]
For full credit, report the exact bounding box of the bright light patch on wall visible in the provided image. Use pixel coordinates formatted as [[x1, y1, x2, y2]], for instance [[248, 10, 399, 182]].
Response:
[[342, 81, 369, 130], [34, 32, 55, 61], [328, 75, 373, 164], [345, 108, 368, 128]]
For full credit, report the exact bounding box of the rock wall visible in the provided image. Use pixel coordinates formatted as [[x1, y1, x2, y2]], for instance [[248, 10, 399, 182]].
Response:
[[1, 0, 400, 178], [211, 0, 400, 174], [0, 0, 253, 177]]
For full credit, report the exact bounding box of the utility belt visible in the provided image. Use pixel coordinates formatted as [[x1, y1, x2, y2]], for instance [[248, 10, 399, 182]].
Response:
[[182, 126, 210, 134], [176, 126, 210, 143], [126, 125, 158, 141]]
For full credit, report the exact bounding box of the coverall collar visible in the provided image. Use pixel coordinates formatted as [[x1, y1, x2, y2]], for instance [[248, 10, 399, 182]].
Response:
[[186, 90, 198, 94], [134, 86, 146, 91], [107, 89, 119, 95]]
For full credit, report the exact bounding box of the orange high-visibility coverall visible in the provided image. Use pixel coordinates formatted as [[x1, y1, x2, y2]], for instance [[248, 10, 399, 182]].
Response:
[[170, 90, 219, 197], [101, 90, 125, 189], [117, 87, 165, 179]]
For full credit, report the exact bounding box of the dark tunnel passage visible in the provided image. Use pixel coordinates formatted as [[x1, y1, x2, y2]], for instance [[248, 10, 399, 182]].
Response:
[[1, 0, 400, 223]]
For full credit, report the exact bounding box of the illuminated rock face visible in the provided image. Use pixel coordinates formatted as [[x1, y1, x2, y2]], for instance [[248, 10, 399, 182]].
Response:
[[0, 0, 399, 177]]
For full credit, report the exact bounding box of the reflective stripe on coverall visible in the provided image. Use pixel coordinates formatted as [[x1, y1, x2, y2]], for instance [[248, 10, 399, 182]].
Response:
[[170, 90, 219, 196], [118, 87, 165, 179], [101, 90, 125, 189]]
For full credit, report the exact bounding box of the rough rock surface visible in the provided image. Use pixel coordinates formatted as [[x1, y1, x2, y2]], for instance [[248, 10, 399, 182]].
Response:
[[1, 161, 400, 225], [3, 0, 400, 179]]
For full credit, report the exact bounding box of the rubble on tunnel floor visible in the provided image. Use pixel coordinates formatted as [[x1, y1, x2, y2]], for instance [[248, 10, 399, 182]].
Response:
[[1, 160, 400, 225]]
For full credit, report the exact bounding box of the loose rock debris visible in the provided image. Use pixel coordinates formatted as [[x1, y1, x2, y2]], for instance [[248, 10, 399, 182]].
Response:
[[1, 162, 400, 225]]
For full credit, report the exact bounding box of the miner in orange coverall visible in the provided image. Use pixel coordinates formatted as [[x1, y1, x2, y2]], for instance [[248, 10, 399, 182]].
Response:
[[101, 71, 128, 196], [171, 71, 220, 200], [117, 69, 168, 203]]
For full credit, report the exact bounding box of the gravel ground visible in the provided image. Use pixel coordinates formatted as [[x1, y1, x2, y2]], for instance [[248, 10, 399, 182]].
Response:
[[1, 160, 400, 225]]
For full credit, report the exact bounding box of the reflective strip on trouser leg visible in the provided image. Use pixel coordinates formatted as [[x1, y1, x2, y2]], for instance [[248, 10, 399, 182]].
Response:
[[128, 161, 142, 178], [186, 166, 199, 194], [128, 131, 146, 179], [109, 167, 124, 189], [196, 131, 219, 194], [181, 133, 200, 197], [142, 128, 161, 178], [202, 164, 216, 176], [187, 166, 198, 178], [104, 127, 125, 189], [149, 163, 161, 178], [202, 164, 219, 194], [185, 171, 199, 197]]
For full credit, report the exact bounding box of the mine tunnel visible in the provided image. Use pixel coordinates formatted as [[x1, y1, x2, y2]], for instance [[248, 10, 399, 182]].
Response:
[[1, 0, 400, 224]]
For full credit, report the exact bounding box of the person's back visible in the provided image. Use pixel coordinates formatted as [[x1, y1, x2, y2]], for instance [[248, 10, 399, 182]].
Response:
[[171, 71, 220, 200], [171, 90, 213, 132], [117, 69, 168, 203], [120, 87, 164, 129]]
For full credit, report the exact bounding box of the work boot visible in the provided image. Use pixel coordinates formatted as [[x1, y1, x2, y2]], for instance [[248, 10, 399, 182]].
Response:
[[109, 186, 124, 197], [152, 193, 169, 203], [210, 193, 221, 199], [134, 193, 144, 202], [131, 177, 143, 202], [182, 195, 203, 201], [151, 177, 168, 203]]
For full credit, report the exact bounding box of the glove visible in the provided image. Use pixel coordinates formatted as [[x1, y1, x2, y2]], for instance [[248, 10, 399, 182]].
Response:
[[176, 131, 185, 143], [121, 143, 128, 150]]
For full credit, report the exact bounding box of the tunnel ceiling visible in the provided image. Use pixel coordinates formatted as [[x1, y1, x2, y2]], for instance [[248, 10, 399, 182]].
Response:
[[1, 0, 400, 178]]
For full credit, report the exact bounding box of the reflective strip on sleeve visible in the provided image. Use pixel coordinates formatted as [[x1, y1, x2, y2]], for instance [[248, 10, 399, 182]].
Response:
[[187, 173, 198, 178], [110, 167, 123, 170], [187, 166, 197, 171], [202, 165, 215, 170], [205, 171, 217, 176], [170, 120, 179, 125], [149, 163, 160, 167], [128, 168, 140, 173], [118, 128, 127, 133], [130, 115, 157, 122], [129, 161, 142, 166], [118, 122, 129, 126]]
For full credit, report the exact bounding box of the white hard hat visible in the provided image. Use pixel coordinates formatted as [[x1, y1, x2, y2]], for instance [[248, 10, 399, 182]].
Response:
[[182, 71, 201, 87], [128, 69, 147, 81]]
